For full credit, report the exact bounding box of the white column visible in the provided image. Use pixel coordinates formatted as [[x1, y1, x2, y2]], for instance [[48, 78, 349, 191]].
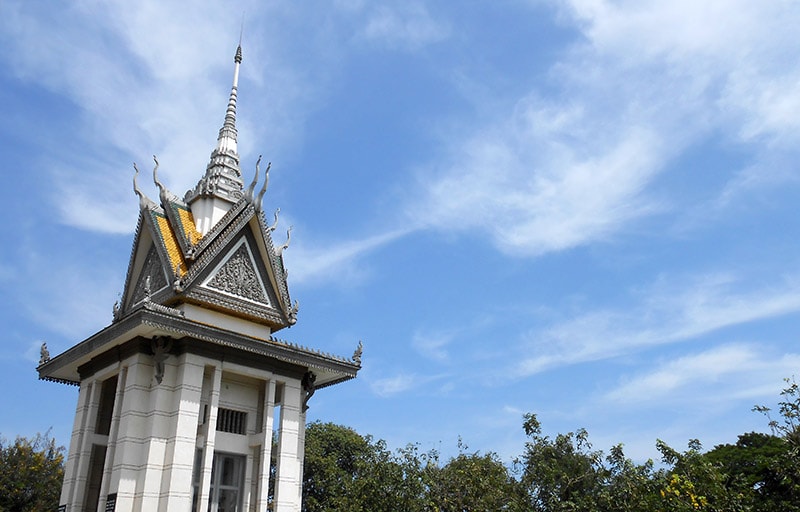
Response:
[[137, 356, 173, 509], [296, 412, 307, 507], [255, 379, 277, 510], [68, 379, 100, 511], [160, 354, 204, 511], [98, 366, 126, 512], [274, 379, 303, 512], [197, 365, 222, 512], [108, 357, 148, 510], [60, 379, 92, 511]]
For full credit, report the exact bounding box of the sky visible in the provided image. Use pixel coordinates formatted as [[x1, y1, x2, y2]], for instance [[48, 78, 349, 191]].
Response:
[[1, 0, 799, 465]]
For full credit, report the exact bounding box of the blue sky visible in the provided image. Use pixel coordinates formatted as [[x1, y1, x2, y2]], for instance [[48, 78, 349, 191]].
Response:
[[1, 1, 799, 464]]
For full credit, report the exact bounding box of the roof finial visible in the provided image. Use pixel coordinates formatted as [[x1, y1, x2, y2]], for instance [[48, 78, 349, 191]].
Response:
[[239, 14, 245, 52], [184, 42, 246, 206]]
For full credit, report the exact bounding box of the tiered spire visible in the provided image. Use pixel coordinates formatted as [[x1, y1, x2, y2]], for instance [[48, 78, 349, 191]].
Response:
[[184, 45, 245, 206]]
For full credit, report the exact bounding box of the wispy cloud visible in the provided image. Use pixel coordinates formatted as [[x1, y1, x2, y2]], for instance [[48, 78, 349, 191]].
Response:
[[514, 273, 800, 376], [408, 0, 800, 257], [359, 3, 449, 51], [412, 120, 665, 256], [412, 330, 456, 362], [369, 372, 420, 397], [286, 228, 412, 287], [0, 1, 339, 234], [603, 343, 800, 405]]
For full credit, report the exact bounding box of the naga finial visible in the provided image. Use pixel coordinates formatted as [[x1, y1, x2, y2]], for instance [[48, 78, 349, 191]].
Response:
[[133, 162, 147, 209], [39, 342, 51, 366], [153, 155, 167, 204], [277, 225, 292, 257], [113, 299, 121, 322], [255, 161, 271, 212], [269, 208, 280, 232], [245, 155, 261, 202], [353, 340, 363, 365]]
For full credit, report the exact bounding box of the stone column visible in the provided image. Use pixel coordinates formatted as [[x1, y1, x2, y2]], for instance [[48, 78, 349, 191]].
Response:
[[60, 379, 93, 511], [68, 378, 101, 510], [160, 354, 204, 511], [97, 365, 125, 512], [197, 364, 222, 512], [108, 356, 148, 509], [255, 379, 277, 510], [273, 379, 303, 512]]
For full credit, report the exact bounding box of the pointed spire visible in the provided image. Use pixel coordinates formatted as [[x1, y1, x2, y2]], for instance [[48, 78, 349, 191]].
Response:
[[184, 44, 246, 207]]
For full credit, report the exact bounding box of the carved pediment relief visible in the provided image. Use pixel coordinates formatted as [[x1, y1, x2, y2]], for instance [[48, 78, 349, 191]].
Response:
[[131, 245, 169, 304], [201, 238, 271, 306]]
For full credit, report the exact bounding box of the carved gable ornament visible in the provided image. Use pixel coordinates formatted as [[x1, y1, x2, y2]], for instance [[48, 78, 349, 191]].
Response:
[[131, 245, 169, 305], [202, 238, 272, 306]]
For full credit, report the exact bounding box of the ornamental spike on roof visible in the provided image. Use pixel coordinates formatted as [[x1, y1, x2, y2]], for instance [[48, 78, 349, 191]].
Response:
[[184, 45, 245, 207]]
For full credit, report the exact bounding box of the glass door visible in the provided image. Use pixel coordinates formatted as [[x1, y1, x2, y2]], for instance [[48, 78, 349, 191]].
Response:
[[208, 452, 245, 512]]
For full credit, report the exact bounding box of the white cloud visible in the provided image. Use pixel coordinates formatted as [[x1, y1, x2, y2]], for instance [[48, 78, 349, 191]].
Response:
[[360, 3, 449, 50], [285, 228, 412, 287], [410, 0, 800, 256], [604, 344, 800, 405], [0, 1, 335, 234], [369, 373, 419, 397], [514, 273, 800, 376], [414, 118, 664, 256], [412, 330, 455, 362]]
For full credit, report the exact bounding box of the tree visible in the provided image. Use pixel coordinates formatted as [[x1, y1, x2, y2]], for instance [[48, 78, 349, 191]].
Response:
[[427, 439, 524, 512], [706, 432, 786, 511], [302, 422, 434, 512], [302, 422, 378, 511], [516, 413, 608, 511], [0, 432, 64, 512], [655, 439, 750, 512], [600, 443, 659, 511], [750, 377, 800, 510]]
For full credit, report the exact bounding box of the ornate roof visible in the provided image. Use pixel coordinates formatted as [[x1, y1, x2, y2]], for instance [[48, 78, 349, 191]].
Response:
[[119, 155, 296, 331], [39, 44, 361, 389]]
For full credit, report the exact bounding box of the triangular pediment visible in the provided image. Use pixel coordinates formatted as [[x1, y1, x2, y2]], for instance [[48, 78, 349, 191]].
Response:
[[119, 211, 178, 315], [115, 175, 295, 330], [131, 245, 169, 304], [201, 238, 273, 306], [174, 204, 296, 330]]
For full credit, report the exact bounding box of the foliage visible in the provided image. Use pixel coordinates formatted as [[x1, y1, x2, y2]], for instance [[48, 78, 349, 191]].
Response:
[[301, 380, 800, 512], [302, 422, 436, 512], [655, 438, 750, 512], [0, 431, 64, 512], [517, 413, 608, 511], [427, 439, 524, 512], [706, 432, 788, 511], [749, 377, 800, 511]]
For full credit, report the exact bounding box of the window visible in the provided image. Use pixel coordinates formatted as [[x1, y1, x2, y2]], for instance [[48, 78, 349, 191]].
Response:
[[95, 376, 118, 436], [192, 449, 203, 512], [216, 408, 247, 435], [208, 453, 245, 512], [83, 444, 107, 512]]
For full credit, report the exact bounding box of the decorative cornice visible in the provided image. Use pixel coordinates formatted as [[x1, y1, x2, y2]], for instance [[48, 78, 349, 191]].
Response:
[[39, 308, 359, 387]]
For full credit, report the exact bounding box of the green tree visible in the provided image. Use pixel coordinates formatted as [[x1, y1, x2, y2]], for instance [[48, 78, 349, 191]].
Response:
[[427, 440, 524, 512], [516, 413, 607, 511], [750, 377, 800, 510], [302, 422, 434, 512], [706, 432, 786, 511], [302, 422, 378, 511], [655, 438, 750, 512], [0, 432, 64, 512], [599, 443, 659, 511]]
